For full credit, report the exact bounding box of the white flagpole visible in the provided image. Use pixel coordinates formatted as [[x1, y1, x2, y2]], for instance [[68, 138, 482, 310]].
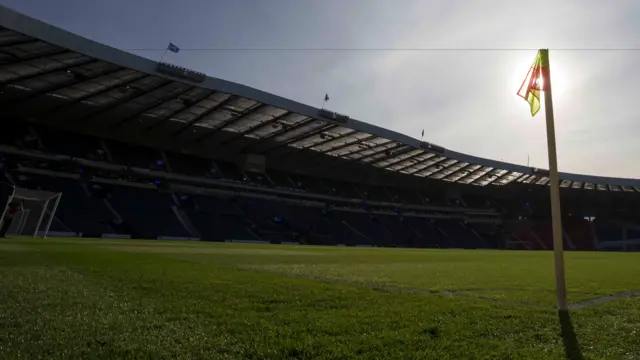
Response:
[[159, 48, 169, 63], [159, 42, 171, 63], [540, 48, 568, 311]]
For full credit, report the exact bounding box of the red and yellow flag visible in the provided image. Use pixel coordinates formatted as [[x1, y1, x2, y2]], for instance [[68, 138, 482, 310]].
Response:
[[517, 50, 548, 116]]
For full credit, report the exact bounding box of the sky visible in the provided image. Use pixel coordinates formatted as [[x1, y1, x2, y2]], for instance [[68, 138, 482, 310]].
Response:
[[2, 0, 640, 178]]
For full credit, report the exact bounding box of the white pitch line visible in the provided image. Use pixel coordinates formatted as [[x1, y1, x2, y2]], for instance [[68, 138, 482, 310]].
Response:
[[161, 257, 639, 311], [569, 289, 640, 310]]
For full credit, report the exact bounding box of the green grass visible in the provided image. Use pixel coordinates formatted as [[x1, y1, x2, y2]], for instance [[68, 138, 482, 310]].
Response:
[[0, 238, 639, 359]]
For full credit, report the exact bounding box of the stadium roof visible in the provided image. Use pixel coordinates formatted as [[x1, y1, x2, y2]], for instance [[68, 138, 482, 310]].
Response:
[[1, 5, 640, 192]]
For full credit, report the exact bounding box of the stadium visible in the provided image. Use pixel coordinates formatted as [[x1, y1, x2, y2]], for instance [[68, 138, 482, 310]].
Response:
[[1, 5, 639, 359]]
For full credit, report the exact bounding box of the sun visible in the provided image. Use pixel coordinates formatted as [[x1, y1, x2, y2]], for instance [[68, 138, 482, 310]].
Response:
[[535, 77, 544, 90], [512, 53, 569, 102]]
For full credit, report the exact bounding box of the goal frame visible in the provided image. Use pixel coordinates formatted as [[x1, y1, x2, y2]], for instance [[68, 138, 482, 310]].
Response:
[[0, 186, 62, 239]]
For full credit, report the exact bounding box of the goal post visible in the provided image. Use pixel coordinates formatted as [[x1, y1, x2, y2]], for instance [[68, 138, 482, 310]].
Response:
[[0, 186, 62, 239]]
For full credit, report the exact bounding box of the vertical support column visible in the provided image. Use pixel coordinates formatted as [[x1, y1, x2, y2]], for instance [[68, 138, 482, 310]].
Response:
[[33, 199, 50, 239], [161, 151, 173, 173], [100, 139, 114, 162], [43, 193, 62, 239], [0, 186, 16, 230]]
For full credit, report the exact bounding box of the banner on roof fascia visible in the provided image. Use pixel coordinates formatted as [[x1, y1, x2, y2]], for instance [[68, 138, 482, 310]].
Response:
[[317, 109, 349, 123], [157, 62, 206, 83], [531, 167, 550, 177], [419, 142, 445, 154]]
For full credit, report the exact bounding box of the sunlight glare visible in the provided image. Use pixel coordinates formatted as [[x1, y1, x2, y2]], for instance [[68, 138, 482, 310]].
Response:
[[512, 53, 569, 102], [535, 77, 543, 90]]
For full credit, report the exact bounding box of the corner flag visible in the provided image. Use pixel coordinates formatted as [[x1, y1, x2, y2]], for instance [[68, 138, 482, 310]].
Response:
[[518, 49, 568, 311], [517, 50, 547, 116]]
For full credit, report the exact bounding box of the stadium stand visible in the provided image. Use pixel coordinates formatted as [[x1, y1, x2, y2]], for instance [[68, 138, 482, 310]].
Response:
[[1, 5, 640, 251], [4, 121, 640, 251], [564, 218, 595, 250]]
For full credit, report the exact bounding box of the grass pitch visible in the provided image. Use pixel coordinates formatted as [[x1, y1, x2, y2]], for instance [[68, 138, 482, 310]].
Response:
[[0, 238, 639, 359]]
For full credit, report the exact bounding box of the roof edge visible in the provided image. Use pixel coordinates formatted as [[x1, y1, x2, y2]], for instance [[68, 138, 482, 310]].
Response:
[[1, 5, 638, 187]]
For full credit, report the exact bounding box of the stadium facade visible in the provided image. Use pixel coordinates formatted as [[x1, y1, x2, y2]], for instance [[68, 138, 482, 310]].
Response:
[[1, 5, 639, 251]]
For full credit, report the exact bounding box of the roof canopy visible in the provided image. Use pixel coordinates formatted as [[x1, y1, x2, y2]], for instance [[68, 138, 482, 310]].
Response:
[[1, 5, 639, 193]]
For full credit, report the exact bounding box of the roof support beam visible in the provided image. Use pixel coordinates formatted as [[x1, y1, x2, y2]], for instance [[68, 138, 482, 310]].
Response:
[[64, 78, 172, 124], [192, 103, 269, 143], [354, 143, 405, 162], [473, 169, 505, 185], [12, 73, 152, 124], [237, 117, 315, 153], [261, 124, 338, 155], [443, 163, 477, 181], [320, 134, 378, 155], [367, 146, 417, 166], [0, 33, 39, 47], [144, 90, 213, 131], [216, 111, 293, 147], [521, 175, 540, 184], [405, 157, 449, 175], [393, 153, 438, 173], [535, 177, 550, 186], [426, 161, 459, 178], [1, 64, 125, 108], [0, 42, 66, 66], [170, 94, 236, 136], [0, 55, 95, 88], [376, 149, 426, 169], [488, 171, 515, 185], [455, 166, 492, 184], [109, 85, 197, 127], [339, 139, 393, 159], [282, 129, 356, 157]]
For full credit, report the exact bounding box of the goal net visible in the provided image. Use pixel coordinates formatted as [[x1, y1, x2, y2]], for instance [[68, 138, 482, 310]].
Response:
[[0, 186, 62, 239]]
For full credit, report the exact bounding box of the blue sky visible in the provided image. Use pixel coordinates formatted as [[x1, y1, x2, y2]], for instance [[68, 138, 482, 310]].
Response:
[[3, 0, 640, 177]]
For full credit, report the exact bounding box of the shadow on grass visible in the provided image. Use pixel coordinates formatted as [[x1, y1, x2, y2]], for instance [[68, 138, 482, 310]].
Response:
[[558, 310, 584, 360]]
